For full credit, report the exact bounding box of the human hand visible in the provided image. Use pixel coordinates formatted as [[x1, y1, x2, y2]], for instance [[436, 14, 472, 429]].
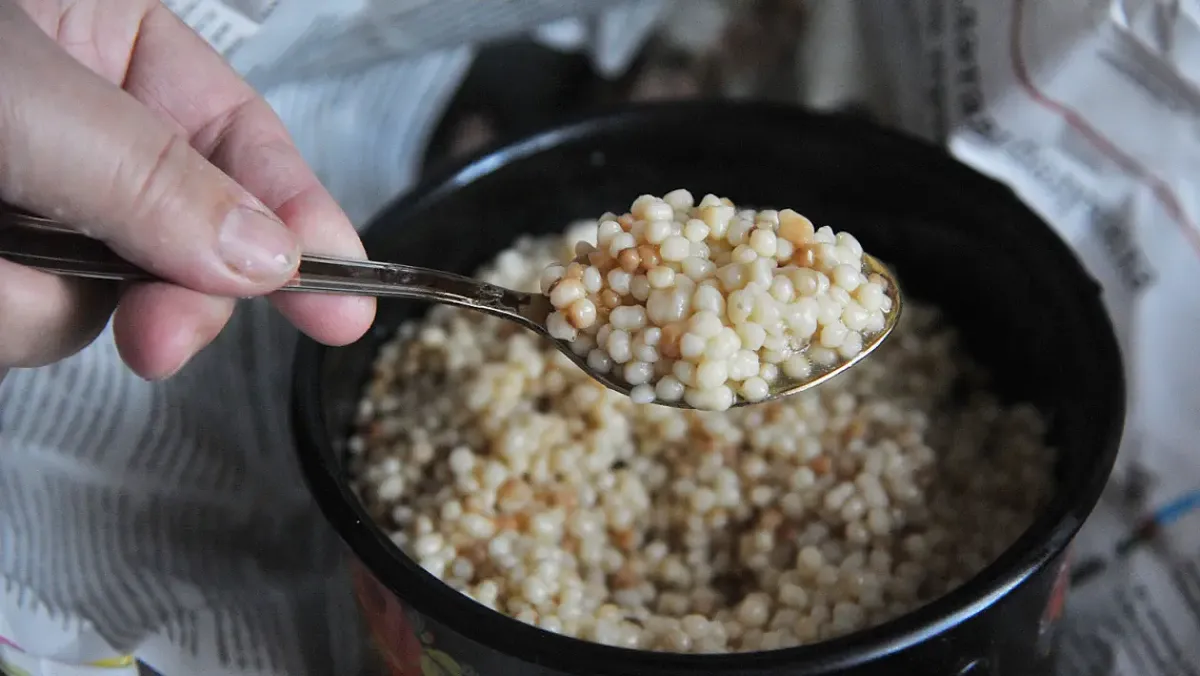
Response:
[[0, 0, 376, 382]]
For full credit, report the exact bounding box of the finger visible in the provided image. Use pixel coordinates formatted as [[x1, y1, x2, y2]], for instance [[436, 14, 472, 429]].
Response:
[[118, 5, 375, 345], [0, 258, 118, 368], [265, 177, 377, 347], [111, 283, 235, 380], [206, 111, 375, 347], [0, 6, 300, 298]]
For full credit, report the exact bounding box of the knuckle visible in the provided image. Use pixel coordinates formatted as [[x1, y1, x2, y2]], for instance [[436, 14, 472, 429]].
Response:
[[119, 132, 200, 225]]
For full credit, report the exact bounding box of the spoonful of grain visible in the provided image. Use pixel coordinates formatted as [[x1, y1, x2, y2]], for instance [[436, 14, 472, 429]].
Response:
[[0, 191, 900, 411], [538, 191, 901, 411]]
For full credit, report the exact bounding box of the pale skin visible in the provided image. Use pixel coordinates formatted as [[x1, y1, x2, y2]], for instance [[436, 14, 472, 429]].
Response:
[[0, 0, 377, 382]]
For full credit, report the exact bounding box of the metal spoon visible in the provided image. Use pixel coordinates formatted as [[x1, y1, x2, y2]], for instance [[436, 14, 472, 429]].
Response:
[[0, 206, 902, 409]]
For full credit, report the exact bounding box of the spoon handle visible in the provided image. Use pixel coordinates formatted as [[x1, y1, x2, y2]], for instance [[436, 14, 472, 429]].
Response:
[[0, 206, 538, 322]]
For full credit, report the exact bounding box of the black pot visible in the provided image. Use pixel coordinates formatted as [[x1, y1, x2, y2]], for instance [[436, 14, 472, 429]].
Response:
[[291, 101, 1124, 676]]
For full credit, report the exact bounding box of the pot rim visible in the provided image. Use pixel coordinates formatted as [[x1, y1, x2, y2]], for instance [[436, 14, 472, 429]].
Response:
[[291, 100, 1125, 674]]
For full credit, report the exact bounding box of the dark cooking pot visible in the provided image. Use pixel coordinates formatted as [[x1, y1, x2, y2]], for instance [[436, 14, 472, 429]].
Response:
[[291, 101, 1124, 676]]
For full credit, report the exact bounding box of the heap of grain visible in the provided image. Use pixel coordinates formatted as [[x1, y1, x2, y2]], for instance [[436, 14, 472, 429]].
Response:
[[349, 223, 1055, 653]]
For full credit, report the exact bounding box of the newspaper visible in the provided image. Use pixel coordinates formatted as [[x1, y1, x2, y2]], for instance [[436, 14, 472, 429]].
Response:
[[2, 1, 1198, 675]]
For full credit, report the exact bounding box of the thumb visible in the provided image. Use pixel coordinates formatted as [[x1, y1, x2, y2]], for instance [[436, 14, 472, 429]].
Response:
[[0, 6, 299, 296]]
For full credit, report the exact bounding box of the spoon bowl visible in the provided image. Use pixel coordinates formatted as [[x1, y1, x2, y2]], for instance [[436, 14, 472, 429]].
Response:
[[0, 205, 902, 408]]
